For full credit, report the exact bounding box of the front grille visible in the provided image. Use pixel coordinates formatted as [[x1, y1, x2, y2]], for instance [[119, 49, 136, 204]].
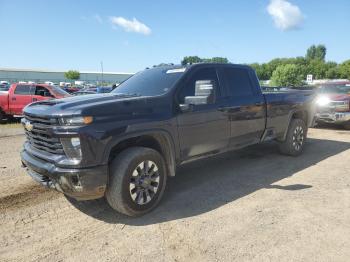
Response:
[[319, 107, 334, 114], [24, 114, 64, 155], [319, 101, 349, 113]]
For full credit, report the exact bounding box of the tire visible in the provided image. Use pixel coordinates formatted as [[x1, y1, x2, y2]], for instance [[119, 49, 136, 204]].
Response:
[[106, 147, 167, 217], [0, 110, 7, 124], [279, 119, 307, 156], [343, 123, 350, 130]]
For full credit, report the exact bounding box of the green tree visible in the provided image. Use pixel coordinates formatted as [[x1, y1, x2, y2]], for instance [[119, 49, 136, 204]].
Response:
[[270, 64, 304, 87], [324, 61, 339, 79], [325, 67, 340, 79], [181, 56, 202, 65], [306, 45, 317, 60], [306, 60, 328, 79], [250, 63, 270, 80], [206, 57, 229, 63], [306, 44, 326, 61], [64, 70, 80, 80], [339, 60, 350, 79], [181, 56, 229, 65]]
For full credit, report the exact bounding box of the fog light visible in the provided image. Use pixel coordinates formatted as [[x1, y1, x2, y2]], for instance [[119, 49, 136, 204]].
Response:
[[61, 137, 82, 161]]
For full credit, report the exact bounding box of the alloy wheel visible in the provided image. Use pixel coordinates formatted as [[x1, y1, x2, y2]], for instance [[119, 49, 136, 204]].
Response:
[[292, 125, 304, 151], [129, 160, 160, 205]]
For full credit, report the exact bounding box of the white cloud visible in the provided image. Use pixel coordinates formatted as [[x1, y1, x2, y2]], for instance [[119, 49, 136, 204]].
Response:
[[110, 17, 151, 35], [267, 0, 304, 31], [94, 14, 103, 24]]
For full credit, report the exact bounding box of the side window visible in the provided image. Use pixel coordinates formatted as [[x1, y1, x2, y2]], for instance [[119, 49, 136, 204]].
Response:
[[178, 68, 219, 104], [34, 86, 52, 97], [223, 68, 254, 97], [14, 85, 31, 95]]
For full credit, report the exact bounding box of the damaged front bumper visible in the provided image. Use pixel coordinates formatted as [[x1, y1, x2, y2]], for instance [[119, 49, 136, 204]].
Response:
[[21, 150, 108, 200]]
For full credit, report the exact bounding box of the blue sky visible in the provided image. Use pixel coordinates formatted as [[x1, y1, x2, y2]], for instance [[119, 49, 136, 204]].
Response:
[[0, 0, 349, 73]]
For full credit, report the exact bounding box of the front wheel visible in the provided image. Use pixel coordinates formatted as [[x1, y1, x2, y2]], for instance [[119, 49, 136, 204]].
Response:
[[0, 110, 7, 124], [343, 123, 350, 130], [106, 147, 167, 217], [279, 119, 307, 156]]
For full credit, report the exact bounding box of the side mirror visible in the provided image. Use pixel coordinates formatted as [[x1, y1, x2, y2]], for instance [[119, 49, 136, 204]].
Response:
[[184, 95, 210, 105], [179, 103, 194, 113], [179, 79, 216, 112]]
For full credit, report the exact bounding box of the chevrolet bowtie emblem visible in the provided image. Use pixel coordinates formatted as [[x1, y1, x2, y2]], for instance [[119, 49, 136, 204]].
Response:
[[24, 121, 33, 132]]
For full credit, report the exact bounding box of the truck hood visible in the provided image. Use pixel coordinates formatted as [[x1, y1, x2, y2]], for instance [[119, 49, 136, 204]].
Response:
[[23, 93, 166, 119]]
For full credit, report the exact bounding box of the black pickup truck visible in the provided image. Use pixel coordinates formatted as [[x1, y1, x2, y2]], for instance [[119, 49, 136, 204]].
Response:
[[21, 63, 316, 216]]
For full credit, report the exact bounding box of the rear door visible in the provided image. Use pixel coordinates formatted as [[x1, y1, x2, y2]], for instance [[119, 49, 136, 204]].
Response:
[[9, 84, 33, 115], [219, 66, 266, 148]]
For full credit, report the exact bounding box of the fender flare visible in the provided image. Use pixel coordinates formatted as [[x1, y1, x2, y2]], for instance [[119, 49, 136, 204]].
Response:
[[104, 129, 178, 177], [281, 109, 308, 141]]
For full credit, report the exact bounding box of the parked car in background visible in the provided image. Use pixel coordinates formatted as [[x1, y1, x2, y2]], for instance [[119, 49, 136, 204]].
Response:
[[315, 85, 350, 129], [0, 83, 10, 93], [0, 83, 71, 123], [73, 90, 97, 96], [97, 86, 112, 93], [45, 81, 59, 86], [82, 86, 112, 93], [63, 86, 80, 94]]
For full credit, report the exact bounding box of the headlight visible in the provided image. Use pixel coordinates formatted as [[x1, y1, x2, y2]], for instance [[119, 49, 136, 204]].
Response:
[[61, 137, 82, 161], [59, 116, 93, 126], [316, 96, 330, 106]]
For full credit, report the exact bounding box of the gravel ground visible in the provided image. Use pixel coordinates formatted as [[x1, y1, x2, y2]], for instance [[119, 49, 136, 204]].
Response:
[[0, 126, 349, 262]]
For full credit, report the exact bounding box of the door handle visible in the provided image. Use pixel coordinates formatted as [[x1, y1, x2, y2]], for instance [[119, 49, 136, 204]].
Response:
[[12, 97, 16, 101], [32, 98, 37, 102]]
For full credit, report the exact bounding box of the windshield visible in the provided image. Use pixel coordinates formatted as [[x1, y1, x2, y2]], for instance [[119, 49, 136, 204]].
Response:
[[50, 86, 70, 96], [319, 85, 350, 94], [112, 67, 186, 96]]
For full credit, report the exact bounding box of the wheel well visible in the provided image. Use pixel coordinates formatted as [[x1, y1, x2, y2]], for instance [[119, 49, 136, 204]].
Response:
[[292, 110, 308, 124], [278, 110, 309, 142], [109, 134, 176, 176]]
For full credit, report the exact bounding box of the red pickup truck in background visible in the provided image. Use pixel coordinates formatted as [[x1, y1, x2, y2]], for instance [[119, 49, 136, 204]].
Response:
[[315, 84, 350, 129], [0, 83, 70, 123]]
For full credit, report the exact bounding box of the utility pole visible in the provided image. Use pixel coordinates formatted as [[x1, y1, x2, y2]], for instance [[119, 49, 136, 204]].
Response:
[[100, 61, 104, 85]]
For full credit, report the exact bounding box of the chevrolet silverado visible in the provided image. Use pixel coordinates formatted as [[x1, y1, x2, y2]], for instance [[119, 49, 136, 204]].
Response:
[[21, 63, 316, 216]]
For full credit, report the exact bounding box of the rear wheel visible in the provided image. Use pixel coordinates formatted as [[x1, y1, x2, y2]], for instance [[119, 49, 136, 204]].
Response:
[[279, 119, 307, 156], [343, 123, 350, 130], [106, 147, 167, 217]]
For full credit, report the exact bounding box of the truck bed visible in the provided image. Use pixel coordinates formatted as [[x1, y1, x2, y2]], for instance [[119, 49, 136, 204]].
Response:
[[263, 89, 316, 140]]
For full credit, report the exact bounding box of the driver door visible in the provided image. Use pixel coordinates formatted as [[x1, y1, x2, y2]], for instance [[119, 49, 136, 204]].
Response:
[[176, 67, 230, 161]]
